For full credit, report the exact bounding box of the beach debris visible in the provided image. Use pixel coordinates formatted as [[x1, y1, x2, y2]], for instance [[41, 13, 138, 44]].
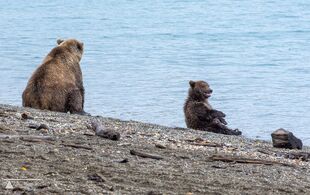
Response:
[[36, 124, 49, 130], [177, 155, 191, 160], [88, 173, 105, 182], [83, 132, 95, 136], [256, 149, 273, 155], [28, 123, 49, 130], [21, 166, 28, 171], [91, 121, 120, 141], [61, 143, 92, 150], [155, 143, 166, 149], [20, 137, 52, 143], [271, 128, 302, 150], [36, 184, 50, 189], [209, 154, 294, 167], [257, 149, 310, 161], [276, 151, 310, 161], [147, 191, 163, 195], [28, 123, 38, 129], [168, 139, 177, 144], [117, 158, 129, 163], [0, 134, 55, 142], [211, 165, 227, 169], [21, 112, 34, 120], [139, 132, 156, 137], [130, 149, 164, 160], [185, 137, 224, 147]]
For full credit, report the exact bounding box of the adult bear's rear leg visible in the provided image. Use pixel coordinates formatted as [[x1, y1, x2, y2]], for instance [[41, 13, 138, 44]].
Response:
[[67, 89, 90, 115]]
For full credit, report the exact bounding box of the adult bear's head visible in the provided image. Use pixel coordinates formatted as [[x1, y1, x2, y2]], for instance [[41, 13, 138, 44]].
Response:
[[57, 38, 84, 61]]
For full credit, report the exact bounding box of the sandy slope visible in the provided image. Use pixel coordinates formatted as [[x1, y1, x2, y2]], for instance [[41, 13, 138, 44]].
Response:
[[0, 104, 310, 194]]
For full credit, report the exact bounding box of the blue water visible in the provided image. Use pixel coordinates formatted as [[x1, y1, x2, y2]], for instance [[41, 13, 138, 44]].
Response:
[[0, 0, 310, 144]]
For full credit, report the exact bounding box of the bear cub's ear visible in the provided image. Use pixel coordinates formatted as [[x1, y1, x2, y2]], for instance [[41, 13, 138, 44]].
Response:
[[57, 39, 64, 45], [189, 80, 195, 88]]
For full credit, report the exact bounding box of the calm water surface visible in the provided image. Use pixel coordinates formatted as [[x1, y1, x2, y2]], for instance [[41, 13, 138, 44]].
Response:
[[0, 1, 310, 144]]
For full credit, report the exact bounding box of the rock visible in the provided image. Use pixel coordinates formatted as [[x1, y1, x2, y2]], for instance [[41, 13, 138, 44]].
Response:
[[28, 123, 39, 129], [91, 121, 120, 141], [87, 173, 105, 182], [155, 143, 166, 149], [271, 128, 302, 150], [21, 112, 34, 120], [117, 158, 129, 163], [36, 124, 49, 130], [96, 129, 120, 141], [28, 123, 49, 130]]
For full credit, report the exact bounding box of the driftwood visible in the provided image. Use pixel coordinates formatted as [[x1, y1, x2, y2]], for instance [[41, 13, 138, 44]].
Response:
[[193, 142, 224, 147], [91, 121, 120, 141], [257, 149, 310, 161], [185, 138, 224, 147], [155, 143, 166, 149], [61, 143, 92, 150], [20, 137, 52, 143], [276, 152, 310, 161], [130, 149, 164, 160], [271, 128, 302, 150], [28, 123, 49, 130], [257, 149, 273, 155], [209, 154, 294, 167], [0, 134, 55, 141]]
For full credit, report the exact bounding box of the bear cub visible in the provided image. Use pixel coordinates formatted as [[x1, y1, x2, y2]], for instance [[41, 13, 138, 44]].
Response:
[[184, 80, 241, 135], [22, 38, 89, 115]]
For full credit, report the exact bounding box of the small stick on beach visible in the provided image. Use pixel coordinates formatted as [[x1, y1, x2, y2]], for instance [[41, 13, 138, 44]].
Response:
[[209, 154, 294, 167], [185, 138, 224, 148], [130, 149, 164, 160], [61, 143, 93, 150], [0, 134, 55, 141]]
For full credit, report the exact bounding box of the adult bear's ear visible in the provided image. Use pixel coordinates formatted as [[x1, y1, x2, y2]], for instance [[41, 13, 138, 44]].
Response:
[[57, 39, 64, 45], [189, 80, 195, 88], [77, 42, 84, 51]]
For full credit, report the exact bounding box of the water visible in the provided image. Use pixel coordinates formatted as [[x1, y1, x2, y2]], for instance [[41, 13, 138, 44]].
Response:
[[0, 0, 310, 144]]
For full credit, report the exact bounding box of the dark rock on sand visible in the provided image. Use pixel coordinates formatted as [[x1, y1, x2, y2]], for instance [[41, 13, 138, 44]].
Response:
[[271, 128, 303, 150], [91, 120, 120, 141]]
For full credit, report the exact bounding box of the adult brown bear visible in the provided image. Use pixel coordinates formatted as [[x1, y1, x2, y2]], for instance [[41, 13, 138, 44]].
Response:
[[22, 38, 88, 115], [184, 80, 241, 135]]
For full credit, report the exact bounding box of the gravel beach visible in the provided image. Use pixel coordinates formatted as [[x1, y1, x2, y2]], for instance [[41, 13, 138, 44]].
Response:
[[0, 104, 310, 194]]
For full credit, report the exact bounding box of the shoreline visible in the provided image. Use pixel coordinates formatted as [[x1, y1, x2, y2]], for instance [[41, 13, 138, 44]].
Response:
[[3, 103, 307, 147], [1, 104, 310, 194]]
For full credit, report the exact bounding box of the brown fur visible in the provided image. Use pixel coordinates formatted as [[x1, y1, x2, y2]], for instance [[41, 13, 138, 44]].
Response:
[[184, 80, 241, 135], [22, 38, 87, 115]]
